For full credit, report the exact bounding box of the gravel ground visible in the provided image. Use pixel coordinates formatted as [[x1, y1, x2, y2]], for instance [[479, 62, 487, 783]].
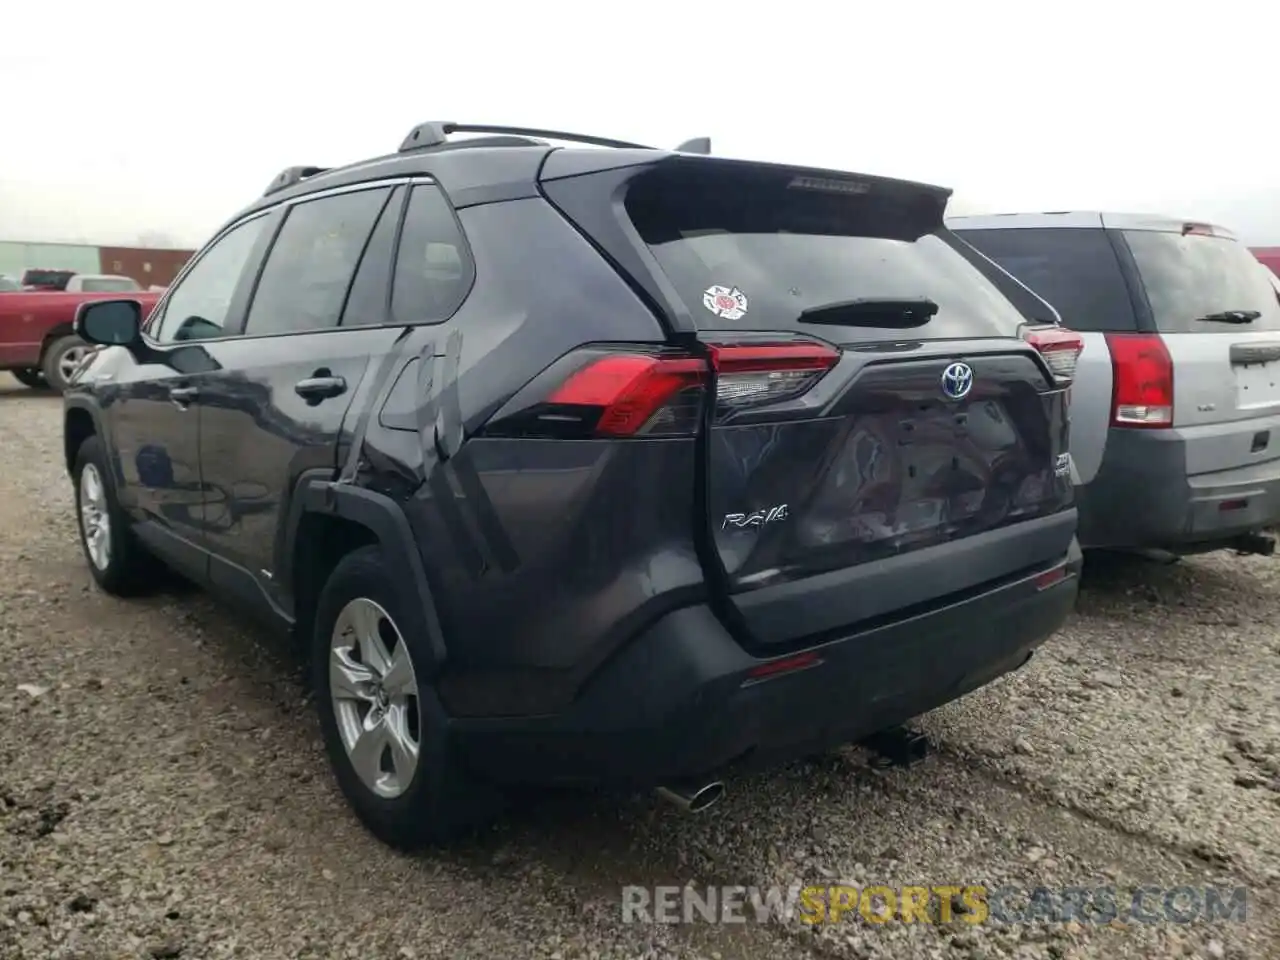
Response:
[[1, 372, 1277, 960]]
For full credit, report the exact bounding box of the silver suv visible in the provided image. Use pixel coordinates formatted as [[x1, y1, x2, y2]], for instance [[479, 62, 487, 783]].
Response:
[[950, 212, 1280, 556]]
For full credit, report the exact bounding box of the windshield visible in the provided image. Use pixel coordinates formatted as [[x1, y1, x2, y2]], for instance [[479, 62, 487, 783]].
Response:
[[1123, 231, 1280, 333], [625, 166, 1030, 342], [0, 276, 19, 292], [80, 277, 140, 292]]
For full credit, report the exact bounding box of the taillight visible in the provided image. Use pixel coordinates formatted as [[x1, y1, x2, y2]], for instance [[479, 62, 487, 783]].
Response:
[[1024, 326, 1084, 385], [709, 342, 840, 410], [1105, 333, 1173, 428], [546, 354, 706, 436], [535, 341, 839, 438]]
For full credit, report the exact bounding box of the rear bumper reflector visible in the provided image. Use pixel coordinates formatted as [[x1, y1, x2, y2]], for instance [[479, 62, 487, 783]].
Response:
[[742, 651, 824, 686], [1033, 564, 1069, 591]]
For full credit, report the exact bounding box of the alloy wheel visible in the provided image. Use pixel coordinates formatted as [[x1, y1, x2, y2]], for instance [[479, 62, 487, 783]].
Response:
[[328, 597, 422, 799], [59, 345, 92, 384], [78, 463, 111, 570]]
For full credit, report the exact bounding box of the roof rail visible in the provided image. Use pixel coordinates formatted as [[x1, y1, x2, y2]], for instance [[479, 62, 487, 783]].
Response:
[[399, 121, 653, 153], [263, 165, 330, 197], [397, 122, 708, 155]]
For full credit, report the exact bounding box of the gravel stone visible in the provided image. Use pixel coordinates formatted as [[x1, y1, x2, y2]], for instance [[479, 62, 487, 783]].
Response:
[[2, 375, 1279, 959]]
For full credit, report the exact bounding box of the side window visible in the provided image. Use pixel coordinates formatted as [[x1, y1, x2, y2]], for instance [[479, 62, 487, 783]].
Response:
[[153, 215, 270, 343], [243, 187, 392, 337], [341, 186, 406, 327], [390, 184, 474, 325], [955, 228, 1139, 333]]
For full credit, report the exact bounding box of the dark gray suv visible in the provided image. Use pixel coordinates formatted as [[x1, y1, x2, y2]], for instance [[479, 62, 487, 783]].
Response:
[[63, 123, 1082, 848]]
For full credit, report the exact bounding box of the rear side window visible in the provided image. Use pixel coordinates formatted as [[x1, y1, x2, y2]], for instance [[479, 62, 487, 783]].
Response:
[[1122, 230, 1280, 334], [342, 186, 406, 327], [954, 228, 1137, 332], [244, 187, 392, 337], [624, 164, 1028, 341], [390, 185, 474, 325]]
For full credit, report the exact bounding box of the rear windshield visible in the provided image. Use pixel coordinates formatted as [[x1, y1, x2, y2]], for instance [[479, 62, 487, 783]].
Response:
[[22, 269, 73, 288], [953, 227, 1138, 332], [1123, 231, 1280, 334], [80, 277, 139, 292], [624, 166, 1029, 341]]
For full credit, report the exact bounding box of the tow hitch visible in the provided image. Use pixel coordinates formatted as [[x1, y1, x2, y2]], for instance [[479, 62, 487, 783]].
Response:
[[861, 726, 930, 768], [1232, 532, 1276, 557]]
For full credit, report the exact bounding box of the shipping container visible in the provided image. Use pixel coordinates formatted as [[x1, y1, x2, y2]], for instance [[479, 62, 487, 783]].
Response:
[[0, 240, 102, 280], [97, 246, 194, 288]]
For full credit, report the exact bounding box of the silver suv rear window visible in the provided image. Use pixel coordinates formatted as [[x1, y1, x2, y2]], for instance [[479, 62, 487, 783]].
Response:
[[1123, 231, 1280, 334]]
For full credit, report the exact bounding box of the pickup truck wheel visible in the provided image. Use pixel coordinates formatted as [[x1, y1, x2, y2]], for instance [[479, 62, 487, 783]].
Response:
[[73, 435, 156, 596], [42, 335, 93, 393], [313, 545, 503, 849], [10, 368, 47, 389]]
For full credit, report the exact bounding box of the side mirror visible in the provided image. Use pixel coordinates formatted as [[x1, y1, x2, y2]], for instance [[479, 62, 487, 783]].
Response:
[[75, 299, 143, 347]]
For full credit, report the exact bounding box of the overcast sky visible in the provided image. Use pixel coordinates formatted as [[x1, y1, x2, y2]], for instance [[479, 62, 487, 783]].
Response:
[[3, 1, 1277, 249]]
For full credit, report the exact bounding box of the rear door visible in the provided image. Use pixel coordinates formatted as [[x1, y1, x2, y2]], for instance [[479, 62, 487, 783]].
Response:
[[549, 157, 1076, 651], [193, 182, 413, 613], [1115, 222, 1280, 472]]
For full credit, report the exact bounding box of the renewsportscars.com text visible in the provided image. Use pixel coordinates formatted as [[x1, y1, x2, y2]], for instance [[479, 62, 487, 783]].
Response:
[[620, 884, 1249, 926]]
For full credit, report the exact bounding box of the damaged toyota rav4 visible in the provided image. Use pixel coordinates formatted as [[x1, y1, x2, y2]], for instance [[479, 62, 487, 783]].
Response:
[[62, 123, 1082, 848]]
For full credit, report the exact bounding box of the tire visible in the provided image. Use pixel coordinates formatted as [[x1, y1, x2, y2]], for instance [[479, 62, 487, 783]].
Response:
[[73, 435, 156, 596], [42, 334, 93, 393], [11, 367, 47, 389], [312, 545, 502, 849]]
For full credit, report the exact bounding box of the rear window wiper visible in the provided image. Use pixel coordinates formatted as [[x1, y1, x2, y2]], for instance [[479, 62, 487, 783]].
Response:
[[798, 297, 939, 328], [1195, 310, 1261, 325]]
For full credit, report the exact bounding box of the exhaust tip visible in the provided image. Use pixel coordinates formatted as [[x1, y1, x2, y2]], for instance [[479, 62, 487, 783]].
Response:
[[687, 781, 725, 813], [655, 780, 726, 814]]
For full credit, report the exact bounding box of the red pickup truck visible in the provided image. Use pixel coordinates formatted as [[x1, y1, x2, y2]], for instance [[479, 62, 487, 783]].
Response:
[[1253, 247, 1280, 278], [1, 290, 162, 392]]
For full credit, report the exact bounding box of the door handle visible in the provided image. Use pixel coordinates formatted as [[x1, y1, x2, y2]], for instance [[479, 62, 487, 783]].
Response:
[[294, 375, 347, 403], [169, 385, 198, 408]]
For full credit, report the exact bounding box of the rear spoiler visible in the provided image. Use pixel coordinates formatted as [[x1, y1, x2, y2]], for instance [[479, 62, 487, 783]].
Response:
[[541, 151, 952, 241]]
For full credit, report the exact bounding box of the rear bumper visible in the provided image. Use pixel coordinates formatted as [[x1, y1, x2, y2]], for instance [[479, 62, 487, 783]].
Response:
[[1078, 427, 1280, 550], [452, 544, 1080, 787]]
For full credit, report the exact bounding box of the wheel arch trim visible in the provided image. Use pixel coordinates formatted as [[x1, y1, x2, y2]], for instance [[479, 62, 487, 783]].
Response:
[[288, 479, 448, 672]]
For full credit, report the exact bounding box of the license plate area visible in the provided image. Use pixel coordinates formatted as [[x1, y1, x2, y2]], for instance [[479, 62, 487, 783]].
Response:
[[1233, 359, 1280, 409], [799, 398, 1043, 549]]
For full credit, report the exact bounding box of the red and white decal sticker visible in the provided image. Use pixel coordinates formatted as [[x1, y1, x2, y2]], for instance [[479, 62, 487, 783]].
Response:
[[702, 285, 749, 321]]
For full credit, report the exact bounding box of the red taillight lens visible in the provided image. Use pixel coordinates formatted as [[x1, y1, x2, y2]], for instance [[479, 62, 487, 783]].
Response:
[[1024, 326, 1084, 385], [546, 354, 706, 436], [544, 341, 840, 438], [709, 342, 840, 409], [1105, 333, 1173, 428]]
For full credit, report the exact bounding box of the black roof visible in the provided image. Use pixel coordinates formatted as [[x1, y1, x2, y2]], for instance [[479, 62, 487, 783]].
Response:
[[217, 120, 951, 242], [232, 122, 712, 229]]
